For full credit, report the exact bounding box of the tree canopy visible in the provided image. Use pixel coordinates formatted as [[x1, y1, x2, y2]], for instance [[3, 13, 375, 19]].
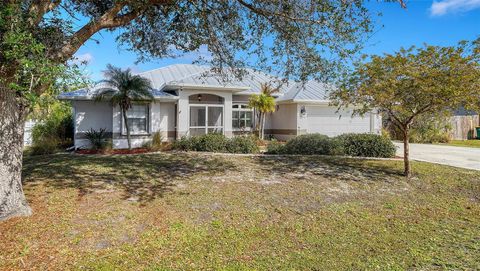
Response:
[[1, 1, 403, 100], [331, 39, 480, 176]]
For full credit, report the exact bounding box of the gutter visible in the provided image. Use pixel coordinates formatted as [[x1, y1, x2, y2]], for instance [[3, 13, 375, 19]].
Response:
[[165, 83, 250, 92]]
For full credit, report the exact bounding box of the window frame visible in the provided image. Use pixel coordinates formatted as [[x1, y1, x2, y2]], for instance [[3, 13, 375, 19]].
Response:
[[121, 104, 150, 136], [232, 103, 254, 131], [188, 104, 225, 136]]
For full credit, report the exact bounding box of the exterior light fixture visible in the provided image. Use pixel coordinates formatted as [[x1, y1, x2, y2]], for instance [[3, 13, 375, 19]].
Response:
[[197, 94, 202, 101], [300, 106, 307, 116]]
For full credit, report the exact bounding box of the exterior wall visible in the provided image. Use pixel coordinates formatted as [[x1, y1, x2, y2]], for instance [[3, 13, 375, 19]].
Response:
[[159, 102, 176, 140], [112, 101, 176, 149], [73, 98, 382, 149], [73, 101, 113, 149], [267, 104, 298, 141], [24, 120, 36, 146], [232, 95, 250, 103], [297, 104, 381, 137], [176, 89, 233, 138]]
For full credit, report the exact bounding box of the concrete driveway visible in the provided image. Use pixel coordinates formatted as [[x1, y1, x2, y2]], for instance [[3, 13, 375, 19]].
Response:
[[394, 142, 480, 171]]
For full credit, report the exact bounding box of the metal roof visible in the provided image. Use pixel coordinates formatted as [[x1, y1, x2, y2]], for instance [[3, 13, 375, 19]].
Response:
[[58, 82, 178, 101], [59, 64, 332, 103], [277, 80, 334, 103]]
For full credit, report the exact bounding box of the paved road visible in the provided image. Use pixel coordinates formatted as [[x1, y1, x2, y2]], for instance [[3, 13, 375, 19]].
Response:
[[394, 142, 480, 171]]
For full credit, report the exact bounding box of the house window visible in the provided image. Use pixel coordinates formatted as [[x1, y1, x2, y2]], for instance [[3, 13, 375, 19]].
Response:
[[232, 104, 253, 130], [189, 105, 224, 136], [123, 104, 149, 135]]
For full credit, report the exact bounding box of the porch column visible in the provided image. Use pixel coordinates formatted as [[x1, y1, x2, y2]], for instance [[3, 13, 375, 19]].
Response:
[[176, 89, 189, 139]]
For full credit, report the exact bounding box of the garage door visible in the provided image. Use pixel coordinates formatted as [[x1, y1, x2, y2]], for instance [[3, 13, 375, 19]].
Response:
[[306, 106, 371, 136]]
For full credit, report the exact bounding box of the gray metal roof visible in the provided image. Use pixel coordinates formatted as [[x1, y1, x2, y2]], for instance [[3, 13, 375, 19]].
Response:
[[277, 80, 334, 103], [168, 66, 293, 94], [59, 64, 332, 103], [58, 82, 178, 100]]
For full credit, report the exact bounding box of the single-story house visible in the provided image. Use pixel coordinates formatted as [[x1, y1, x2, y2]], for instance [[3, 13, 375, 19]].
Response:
[[59, 64, 381, 149]]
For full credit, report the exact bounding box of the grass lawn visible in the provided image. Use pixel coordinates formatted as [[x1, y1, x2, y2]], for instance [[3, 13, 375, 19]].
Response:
[[1, 152, 479, 270], [439, 139, 480, 148]]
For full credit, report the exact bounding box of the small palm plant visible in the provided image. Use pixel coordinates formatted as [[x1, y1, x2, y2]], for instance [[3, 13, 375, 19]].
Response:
[[248, 83, 278, 140], [94, 64, 153, 149]]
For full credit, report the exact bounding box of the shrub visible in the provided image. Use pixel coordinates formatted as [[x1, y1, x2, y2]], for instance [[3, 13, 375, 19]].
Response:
[[266, 139, 285, 154], [30, 138, 60, 155], [143, 131, 164, 151], [336, 133, 395, 158], [173, 134, 259, 153], [196, 133, 228, 152], [227, 135, 259, 154], [85, 128, 110, 150], [385, 112, 452, 143], [31, 104, 74, 153], [152, 131, 163, 148], [172, 136, 198, 151], [281, 134, 343, 155]]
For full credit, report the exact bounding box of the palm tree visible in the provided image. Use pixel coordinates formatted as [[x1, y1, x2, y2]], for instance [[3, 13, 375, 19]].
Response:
[[94, 64, 153, 149], [248, 83, 278, 140]]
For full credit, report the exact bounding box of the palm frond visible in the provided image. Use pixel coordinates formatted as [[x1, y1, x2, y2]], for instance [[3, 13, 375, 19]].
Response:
[[93, 65, 154, 105], [94, 88, 117, 102]]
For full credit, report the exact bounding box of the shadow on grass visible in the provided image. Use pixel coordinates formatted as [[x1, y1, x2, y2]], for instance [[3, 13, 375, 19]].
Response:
[[22, 152, 237, 204], [253, 155, 404, 181]]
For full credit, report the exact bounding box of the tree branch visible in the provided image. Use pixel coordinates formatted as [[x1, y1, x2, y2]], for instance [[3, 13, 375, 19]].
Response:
[[56, 0, 171, 62], [386, 108, 406, 132], [28, 0, 62, 26], [235, 0, 325, 24]]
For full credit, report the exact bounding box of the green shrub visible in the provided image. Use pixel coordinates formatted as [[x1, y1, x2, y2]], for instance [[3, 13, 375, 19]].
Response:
[[196, 133, 228, 152], [30, 138, 60, 155], [173, 134, 259, 153], [385, 112, 452, 143], [85, 128, 110, 150], [282, 134, 343, 155], [227, 135, 259, 154], [336, 133, 396, 158], [173, 136, 198, 151], [266, 139, 285, 154], [31, 104, 73, 154]]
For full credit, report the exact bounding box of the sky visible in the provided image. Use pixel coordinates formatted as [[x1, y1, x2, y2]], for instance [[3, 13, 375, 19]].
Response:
[[73, 0, 480, 81]]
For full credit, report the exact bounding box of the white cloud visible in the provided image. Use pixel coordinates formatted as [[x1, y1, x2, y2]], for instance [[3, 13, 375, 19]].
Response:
[[72, 53, 94, 65], [430, 0, 480, 16]]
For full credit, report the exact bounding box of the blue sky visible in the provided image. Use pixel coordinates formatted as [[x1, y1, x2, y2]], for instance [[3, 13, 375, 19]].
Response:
[[73, 0, 480, 81]]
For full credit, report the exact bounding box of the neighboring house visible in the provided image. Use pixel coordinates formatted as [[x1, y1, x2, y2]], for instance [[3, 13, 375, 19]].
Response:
[[58, 64, 381, 149], [23, 120, 36, 146]]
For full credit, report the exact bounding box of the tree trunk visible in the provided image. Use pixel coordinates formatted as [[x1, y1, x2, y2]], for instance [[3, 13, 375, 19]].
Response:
[[122, 108, 132, 150], [403, 128, 411, 177], [260, 112, 265, 140], [0, 89, 32, 221]]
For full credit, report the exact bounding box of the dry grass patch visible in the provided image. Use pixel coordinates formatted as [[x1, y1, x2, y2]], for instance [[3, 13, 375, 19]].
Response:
[[0, 152, 479, 270]]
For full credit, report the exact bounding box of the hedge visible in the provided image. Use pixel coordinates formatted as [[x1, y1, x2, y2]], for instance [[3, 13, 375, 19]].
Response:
[[173, 133, 259, 154], [266, 133, 395, 158]]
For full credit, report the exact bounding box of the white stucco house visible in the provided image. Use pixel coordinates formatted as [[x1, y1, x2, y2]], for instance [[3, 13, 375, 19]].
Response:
[[58, 64, 381, 149]]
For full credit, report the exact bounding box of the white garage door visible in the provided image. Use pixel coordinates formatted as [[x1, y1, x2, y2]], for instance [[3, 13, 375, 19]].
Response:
[[306, 106, 372, 136]]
